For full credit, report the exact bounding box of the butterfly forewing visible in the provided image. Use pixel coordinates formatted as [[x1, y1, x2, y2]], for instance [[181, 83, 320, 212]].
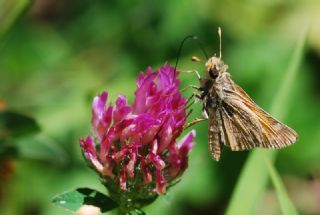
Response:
[[233, 84, 298, 148], [220, 102, 262, 150], [207, 76, 298, 161]]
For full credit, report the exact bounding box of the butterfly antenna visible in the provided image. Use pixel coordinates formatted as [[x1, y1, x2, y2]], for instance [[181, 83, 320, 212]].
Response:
[[218, 27, 222, 59], [174, 35, 209, 75]]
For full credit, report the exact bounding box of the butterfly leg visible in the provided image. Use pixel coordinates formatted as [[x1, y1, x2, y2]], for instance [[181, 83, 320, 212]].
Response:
[[184, 117, 207, 130], [186, 93, 202, 109], [180, 70, 201, 80], [181, 85, 201, 93]]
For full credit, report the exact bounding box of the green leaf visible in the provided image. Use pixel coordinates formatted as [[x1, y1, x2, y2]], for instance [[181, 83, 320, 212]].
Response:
[[52, 188, 118, 213], [15, 134, 68, 164], [0, 110, 40, 139], [263, 151, 299, 215], [225, 27, 307, 215]]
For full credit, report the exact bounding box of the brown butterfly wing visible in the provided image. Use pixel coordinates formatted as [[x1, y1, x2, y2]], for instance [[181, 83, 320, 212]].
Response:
[[219, 82, 298, 151], [208, 108, 224, 161]]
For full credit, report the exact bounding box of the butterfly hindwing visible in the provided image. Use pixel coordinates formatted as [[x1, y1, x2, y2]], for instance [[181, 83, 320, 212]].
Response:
[[208, 108, 224, 161]]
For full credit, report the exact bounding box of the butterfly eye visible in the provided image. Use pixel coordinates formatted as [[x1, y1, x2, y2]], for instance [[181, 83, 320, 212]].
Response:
[[209, 65, 219, 79]]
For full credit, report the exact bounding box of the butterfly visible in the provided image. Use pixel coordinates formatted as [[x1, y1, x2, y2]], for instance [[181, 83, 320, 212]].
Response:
[[185, 27, 298, 161]]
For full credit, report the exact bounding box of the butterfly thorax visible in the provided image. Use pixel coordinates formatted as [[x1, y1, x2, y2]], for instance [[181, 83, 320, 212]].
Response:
[[200, 57, 232, 115]]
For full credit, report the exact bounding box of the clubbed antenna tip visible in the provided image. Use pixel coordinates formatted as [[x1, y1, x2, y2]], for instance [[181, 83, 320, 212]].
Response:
[[218, 27, 222, 59]]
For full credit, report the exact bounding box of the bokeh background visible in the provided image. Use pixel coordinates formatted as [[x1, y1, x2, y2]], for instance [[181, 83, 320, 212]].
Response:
[[0, 0, 320, 215]]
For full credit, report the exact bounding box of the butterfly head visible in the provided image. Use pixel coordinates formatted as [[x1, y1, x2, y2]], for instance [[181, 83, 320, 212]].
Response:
[[205, 56, 225, 79]]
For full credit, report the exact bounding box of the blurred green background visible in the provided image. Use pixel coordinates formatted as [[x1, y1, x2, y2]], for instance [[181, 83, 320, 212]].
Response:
[[0, 0, 320, 215]]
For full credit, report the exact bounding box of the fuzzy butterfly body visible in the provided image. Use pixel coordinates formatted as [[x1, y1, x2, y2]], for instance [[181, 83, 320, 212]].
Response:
[[199, 56, 298, 161]]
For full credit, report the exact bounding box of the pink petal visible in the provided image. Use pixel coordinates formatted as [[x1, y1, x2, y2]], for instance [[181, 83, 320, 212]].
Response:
[[151, 139, 158, 154], [112, 147, 129, 162], [80, 136, 96, 156], [141, 123, 160, 145], [146, 140, 166, 170], [154, 170, 166, 195], [136, 72, 146, 88], [140, 158, 152, 184], [120, 124, 137, 143], [177, 130, 196, 153], [132, 71, 157, 114], [136, 66, 153, 88], [153, 155, 165, 170], [92, 92, 108, 121], [157, 67, 171, 90], [104, 106, 113, 130], [121, 114, 160, 145], [99, 128, 117, 163], [113, 95, 131, 123], [102, 157, 115, 178], [120, 168, 127, 190], [80, 136, 103, 173], [158, 116, 174, 152], [168, 130, 196, 178], [158, 64, 179, 90], [126, 152, 137, 178], [92, 92, 110, 140]]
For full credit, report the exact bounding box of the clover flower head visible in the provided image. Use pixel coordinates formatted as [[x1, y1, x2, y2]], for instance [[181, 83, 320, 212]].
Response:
[[80, 64, 195, 209]]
